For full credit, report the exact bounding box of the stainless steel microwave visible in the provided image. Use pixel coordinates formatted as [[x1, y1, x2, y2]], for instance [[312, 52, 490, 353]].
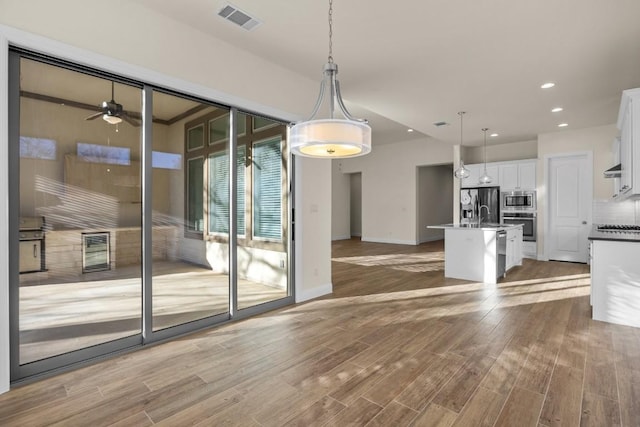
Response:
[[501, 190, 536, 211]]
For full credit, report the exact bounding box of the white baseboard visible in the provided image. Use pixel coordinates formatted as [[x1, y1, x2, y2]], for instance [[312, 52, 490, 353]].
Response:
[[295, 283, 333, 303], [418, 236, 444, 244], [331, 235, 351, 241], [362, 237, 417, 245]]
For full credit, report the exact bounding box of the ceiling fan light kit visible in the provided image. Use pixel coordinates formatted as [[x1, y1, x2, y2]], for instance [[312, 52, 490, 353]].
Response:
[[85, 81, 139, 127], [102, 114, 122, 125], [290, 0, 371, 158]]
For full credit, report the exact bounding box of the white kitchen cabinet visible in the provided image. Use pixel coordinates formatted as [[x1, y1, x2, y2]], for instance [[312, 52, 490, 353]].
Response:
[[522, 241, 537, 259], [461, 163, 481, 188], [498, 160, 536, 190], [462, 159, 535, 189], [591, 239, 640, 328], [616, 88, 640, 198], [505, 227, 523, 271], [435, 224, 523, 284], [461, 163, 499, 188]]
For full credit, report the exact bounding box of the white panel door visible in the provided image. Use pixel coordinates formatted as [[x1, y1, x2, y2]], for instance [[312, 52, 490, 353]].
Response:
[[548, 154, 590, 262]]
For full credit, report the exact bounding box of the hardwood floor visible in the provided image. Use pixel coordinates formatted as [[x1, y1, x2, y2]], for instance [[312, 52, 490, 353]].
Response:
[[19, 261, 287, 363], [2, 238, 640, 426]]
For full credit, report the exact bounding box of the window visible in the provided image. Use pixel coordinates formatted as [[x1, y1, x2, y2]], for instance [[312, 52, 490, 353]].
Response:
[[209, 146, 246, 235], [253, 138, 281, 240], [184, 110, 286, 248], [187, 157, 204, 232], [209, 113, 246, 144], [187, 124, 204, 151], [20, 136, 57, 160]]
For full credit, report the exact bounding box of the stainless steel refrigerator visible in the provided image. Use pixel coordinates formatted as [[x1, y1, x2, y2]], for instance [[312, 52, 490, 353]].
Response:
[[460, 186, 500, 224]]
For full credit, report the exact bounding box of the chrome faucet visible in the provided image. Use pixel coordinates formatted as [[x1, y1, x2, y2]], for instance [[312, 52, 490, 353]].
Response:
[[479, 205, 490, 224]]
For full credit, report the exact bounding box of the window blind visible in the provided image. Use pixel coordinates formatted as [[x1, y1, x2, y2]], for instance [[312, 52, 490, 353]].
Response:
[[253, 138, 281, 240], [209, 146, 246, 235]]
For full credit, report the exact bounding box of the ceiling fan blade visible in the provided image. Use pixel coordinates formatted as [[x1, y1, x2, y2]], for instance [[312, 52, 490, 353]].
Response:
[[85, 112, 103, 121], [120, 113, 140, 127]]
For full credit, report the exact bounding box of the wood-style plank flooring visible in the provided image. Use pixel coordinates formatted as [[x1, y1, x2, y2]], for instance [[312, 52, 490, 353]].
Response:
[[2, 238, 640, 426]]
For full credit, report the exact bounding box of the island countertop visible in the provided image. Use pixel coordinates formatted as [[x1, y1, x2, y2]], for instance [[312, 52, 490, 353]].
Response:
[[428, 223, 524, 231]]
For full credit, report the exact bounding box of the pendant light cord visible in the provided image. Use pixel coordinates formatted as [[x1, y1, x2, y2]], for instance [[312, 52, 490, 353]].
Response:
[[482, 128, 489, 170], [459, 111, 465, 147], [328, 0, 334, 63]]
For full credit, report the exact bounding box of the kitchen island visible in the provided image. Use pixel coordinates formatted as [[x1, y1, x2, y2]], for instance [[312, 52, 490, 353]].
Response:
[[429, 223, 523, 284], [589, 226, 640, 328]]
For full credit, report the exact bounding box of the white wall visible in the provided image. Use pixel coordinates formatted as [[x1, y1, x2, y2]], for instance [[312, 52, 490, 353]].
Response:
[[0, 33, 9, 394], [465, 140, 538, 164], [339, 137, 453, 245], [331, 161, 351, 240], [537, 124, 617, 258], [295, 157, 332, 302], [418, 165, 454, 243]]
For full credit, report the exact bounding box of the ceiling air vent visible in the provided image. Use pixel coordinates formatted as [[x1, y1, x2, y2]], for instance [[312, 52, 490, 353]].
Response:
[[218, 4, 262, 31], [433, 121, 450, 127]]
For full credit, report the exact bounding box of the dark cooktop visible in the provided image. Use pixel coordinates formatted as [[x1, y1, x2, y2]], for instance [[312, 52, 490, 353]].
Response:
[[596, 224, 640, 232]]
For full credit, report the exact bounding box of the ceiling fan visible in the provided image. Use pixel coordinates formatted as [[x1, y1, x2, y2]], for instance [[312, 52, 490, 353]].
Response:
[[85, 81, 140, 127]]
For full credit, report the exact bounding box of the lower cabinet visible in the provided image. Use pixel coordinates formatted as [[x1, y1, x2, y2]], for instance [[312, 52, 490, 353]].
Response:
[[505, 227, 523, 271], [591, 239, 640, 328], [522, 241, 537, 259]]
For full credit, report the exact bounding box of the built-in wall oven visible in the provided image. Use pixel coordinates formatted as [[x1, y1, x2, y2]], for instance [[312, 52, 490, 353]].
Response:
[[502, 190, 536, 211], [501, 212, 537, 242]]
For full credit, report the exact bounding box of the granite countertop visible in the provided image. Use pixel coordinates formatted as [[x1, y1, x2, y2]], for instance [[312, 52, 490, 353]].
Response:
[[428, 223, 524, 231], [588, 226, 640, 242]]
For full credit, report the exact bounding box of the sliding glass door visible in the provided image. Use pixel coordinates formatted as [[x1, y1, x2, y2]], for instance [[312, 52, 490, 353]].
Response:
[[9, 50, 292, 382], [13, 57, 144, 371]]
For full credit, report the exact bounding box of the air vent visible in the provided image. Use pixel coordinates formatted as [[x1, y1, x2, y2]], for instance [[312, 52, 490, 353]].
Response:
[[433, 121, 450, 127], [218, 4, 262, 31]]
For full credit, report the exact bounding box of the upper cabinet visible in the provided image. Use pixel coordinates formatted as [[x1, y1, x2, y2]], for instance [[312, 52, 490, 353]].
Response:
[[499, 160, 536, 190], [617, 88, 640, 198], [461, 163, 499, 188], [461, 159, 536, 189]]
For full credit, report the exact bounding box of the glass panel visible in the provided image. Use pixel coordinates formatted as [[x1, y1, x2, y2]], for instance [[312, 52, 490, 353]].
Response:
[[208, 146, 246, 235], [187, 157, 204, 232], [17, 58, 142, 364], [187, 124, 204, 151], [209, 113, 247, 144], [152, 91, 229, 331], [252, 116, 277, 131], [253, 137, 282, 240], [237, 122, 287, 310]]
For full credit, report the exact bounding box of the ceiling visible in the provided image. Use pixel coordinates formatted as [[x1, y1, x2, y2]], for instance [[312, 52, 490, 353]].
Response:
[[125, 0, 640, 147]]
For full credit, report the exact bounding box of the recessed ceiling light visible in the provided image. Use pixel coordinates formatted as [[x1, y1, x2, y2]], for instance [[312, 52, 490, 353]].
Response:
[[407, 128, 414, 132], [490, 133, 498, 137], [551, 107, 563, 113], [558, 123, 568, 127], [541, 82, 555, 89]]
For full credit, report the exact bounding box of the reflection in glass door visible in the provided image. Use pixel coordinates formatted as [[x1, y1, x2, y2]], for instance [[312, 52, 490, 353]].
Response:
[[236, 115, 289, 310], [14, 57, 143, 366], [150, 91, 230, 331], [9, 50, 294, 382]]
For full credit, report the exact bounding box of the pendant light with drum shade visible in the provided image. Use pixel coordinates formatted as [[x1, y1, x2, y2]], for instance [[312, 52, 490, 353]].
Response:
[[289, 0, 372, 158], [478, 128, 493, 184], [453, 111, 470, 179]]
